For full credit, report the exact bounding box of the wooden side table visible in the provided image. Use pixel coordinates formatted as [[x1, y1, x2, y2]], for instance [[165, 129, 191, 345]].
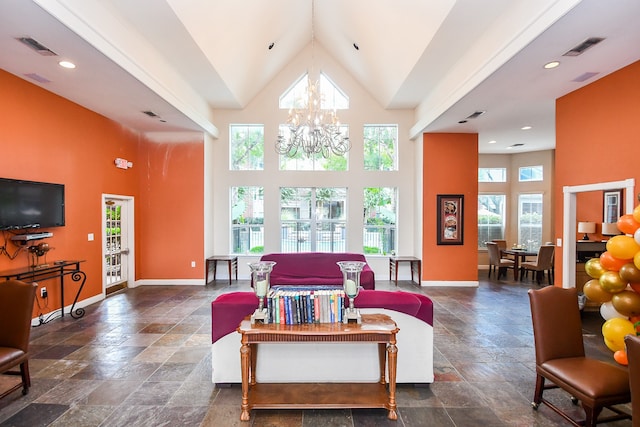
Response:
[[237, 313, 399, 421], [205, 255, 238, 285], [389, 256, 421, 286]]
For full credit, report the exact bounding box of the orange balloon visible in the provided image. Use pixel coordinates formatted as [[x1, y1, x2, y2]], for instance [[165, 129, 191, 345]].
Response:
[[617, 214, 640, 235], [633, 204, 640, 224], [635, 251, 640, 271], [607, 235, 640, 260], [583, 279, 613, 303], [600, 251, 631, 272], [585, 258, 607, 278], [614, 349, 628, 365]]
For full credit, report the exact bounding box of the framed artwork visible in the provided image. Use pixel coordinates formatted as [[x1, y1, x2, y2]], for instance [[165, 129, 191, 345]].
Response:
[[603, 189, 623, 224], [437, 194, 464, 245]]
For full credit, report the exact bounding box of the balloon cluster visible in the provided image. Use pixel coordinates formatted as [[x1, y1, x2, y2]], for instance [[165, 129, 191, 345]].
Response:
[[582, 204, 640, 365]]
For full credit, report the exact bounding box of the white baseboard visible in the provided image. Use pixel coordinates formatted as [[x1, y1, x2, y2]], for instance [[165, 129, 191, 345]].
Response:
[[31, 293, 105, 326], [421, 280, 479, 287]]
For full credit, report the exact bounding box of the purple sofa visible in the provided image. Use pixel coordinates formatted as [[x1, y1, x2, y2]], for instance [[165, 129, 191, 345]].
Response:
[[257, 252, 375, 290]]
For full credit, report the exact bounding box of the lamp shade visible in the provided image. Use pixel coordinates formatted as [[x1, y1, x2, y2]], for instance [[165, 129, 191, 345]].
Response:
[[602, 222, 621, 236], [578, 222, 596, 234]]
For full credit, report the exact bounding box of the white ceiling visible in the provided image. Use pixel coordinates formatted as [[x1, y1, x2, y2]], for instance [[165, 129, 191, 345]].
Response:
[[1, 0, 639, 153]]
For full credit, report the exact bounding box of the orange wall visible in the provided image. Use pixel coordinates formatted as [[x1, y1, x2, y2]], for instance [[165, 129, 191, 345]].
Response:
[[555, 59, 640, 286], [0, 69, 204, 316], [137, 140, 204, 279], [422, 133, 478, 281]]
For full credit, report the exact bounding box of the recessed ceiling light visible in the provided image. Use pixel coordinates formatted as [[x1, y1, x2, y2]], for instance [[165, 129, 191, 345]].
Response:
[[58, 60, 76, 69], [544, 61, 560, 69], [488, 140, 497, 144], [521, 126, 532, 130]]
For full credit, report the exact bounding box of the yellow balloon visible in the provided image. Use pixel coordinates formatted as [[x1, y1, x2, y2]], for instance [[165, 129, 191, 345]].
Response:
[[602, 318, 636, 352], [612, 290, 640, 317], [606, 235, 640, 260], [605, 337, 622, 352], [583, 279, 613, 303], [599, 271, 628, 294], [585, 258, 606, 279], [633, 204, 640, 224], [635, 251, 640, 271]]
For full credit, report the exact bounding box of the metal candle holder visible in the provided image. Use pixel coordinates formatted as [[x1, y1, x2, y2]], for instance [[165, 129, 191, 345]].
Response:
[[337, 261, 365, 324], [249, 261, 276, 324]]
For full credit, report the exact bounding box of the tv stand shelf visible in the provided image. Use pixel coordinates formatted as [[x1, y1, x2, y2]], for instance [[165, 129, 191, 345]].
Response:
[[0, 260, 86, 324]]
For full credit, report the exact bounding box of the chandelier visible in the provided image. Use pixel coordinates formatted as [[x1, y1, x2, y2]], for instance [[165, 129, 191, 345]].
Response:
[[275, 0, 350, 159]]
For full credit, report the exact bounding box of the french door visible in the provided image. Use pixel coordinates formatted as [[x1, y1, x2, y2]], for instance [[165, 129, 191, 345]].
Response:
[[103, 196, 133, 295]]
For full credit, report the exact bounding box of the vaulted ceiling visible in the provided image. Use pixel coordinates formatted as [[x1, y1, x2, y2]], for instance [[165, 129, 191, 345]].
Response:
[[1, 0, 639, 153]]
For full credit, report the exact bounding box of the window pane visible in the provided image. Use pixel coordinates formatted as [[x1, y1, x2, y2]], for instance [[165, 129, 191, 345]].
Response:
[[478, 194, 505, 249], [231, 187, 264, 254], [478, 168, 506, 182], [363, 188, 397, 255], [278, 124, 349, 171], [279, 72, 349, 110], [280, 187, 346, 253], [518, 193, 543, 250], [519, 165, 543, 182], [230, 125, 264, 170], [364, 125, 398, 171]]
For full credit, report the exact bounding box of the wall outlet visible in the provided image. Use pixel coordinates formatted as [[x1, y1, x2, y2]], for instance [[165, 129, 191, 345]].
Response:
[[191, 261, 196, 268], [41, 287, 48, 298]]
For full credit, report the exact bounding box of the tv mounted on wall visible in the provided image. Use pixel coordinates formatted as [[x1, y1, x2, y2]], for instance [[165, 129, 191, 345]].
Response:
[[0, 178, 65, 230]]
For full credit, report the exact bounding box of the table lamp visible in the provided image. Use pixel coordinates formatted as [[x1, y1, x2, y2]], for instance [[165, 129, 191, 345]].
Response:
[[577, 221, 596, 240], [337, 261, 365, 324], [248, 261, 276, 324], [601, 222, 621, 237]]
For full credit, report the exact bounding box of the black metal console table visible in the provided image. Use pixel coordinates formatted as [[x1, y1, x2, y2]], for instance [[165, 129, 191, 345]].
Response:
[[0, 260, 86, 325]]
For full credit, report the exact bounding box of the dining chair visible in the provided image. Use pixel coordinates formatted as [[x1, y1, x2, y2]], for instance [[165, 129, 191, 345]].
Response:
[[625, 334, 640, 427], [0, 280, 37, 399], [520, 244, 555, 285], [486, 241, 514, 279], [528, 286, 631, 426]]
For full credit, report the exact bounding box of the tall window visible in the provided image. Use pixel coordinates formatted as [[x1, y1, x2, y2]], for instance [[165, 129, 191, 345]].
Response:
[[363, 187, 397, 255], [519, 193, 543, 250], [478, 194, 506, 249], [519, 165, 543, 182], [478, 168, 506, 182], [231, 187, 264, 254], [280, 187, 346, 253], [364, 125, 398, 171], [230, 125, 264, 170]]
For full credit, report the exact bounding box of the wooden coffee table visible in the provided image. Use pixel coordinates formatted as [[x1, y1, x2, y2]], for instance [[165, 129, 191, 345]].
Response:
[[237, 313, 399, 421]]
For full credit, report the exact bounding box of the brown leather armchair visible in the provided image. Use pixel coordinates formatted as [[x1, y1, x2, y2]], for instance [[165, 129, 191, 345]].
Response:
[[625, 334, 640, 427], [528, 286, 631, 426], [0, 279, 37, 399]]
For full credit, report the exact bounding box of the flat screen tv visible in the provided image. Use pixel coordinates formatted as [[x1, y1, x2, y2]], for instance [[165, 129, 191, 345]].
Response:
[[0, 178, 65, 230]]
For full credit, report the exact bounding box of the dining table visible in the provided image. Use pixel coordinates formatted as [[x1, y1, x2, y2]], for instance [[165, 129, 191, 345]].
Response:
[[502, 249, 537, 280]]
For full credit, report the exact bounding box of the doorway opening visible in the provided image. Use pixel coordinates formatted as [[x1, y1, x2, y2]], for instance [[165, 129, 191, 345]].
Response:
[[562, 178, 635, 288], [103, 195, 135, 296]]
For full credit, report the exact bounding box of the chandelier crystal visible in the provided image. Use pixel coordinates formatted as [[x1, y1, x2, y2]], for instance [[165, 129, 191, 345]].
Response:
[[275, 0, 350, 159]]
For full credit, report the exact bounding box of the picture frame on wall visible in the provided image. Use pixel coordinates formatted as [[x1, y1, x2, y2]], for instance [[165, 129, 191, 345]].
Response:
[[603, 189, 623, 224], [437, 194, 464, 245]]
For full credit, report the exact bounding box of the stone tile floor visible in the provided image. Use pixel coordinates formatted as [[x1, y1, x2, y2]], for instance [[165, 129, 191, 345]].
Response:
[[0, 272, 633, 426]]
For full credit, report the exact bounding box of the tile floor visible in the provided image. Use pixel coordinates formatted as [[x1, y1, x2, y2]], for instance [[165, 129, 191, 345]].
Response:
[[0, 272, 633, 426]]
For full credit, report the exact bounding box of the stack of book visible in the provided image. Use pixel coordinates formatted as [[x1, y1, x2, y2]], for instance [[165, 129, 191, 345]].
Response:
[[266, 288, 345, 324]]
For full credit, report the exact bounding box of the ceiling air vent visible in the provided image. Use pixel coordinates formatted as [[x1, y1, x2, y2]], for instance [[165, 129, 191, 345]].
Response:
[[466, 111, 485, 120], [142, 110, 159, 118], [16, 37, 57, 56], [563, 37, 604, 57]]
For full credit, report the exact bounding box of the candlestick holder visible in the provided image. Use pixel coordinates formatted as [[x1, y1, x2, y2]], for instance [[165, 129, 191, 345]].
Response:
[[249, 261, 276, 324], [337, 261, 365, 323]]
